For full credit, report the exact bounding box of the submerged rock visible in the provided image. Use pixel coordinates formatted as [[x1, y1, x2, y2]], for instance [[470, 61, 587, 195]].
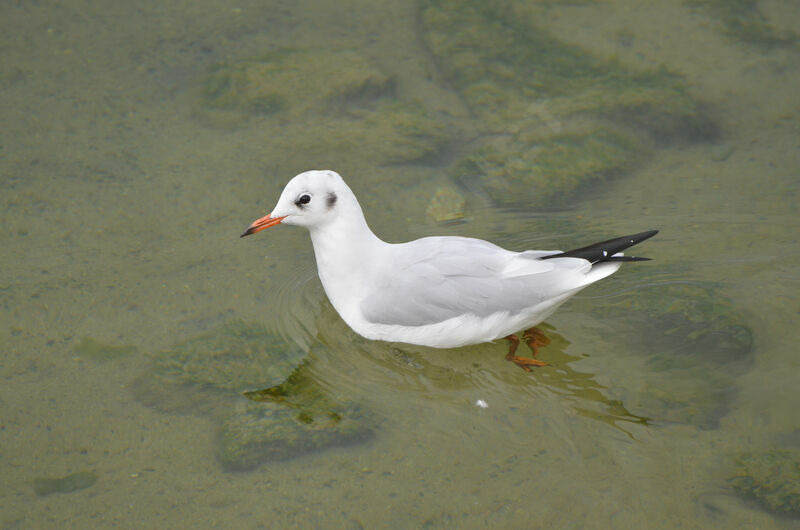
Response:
[[197, 49, 451, 165], [33, 471, 98, 497], [685, 0, 798, 50], [148, 320, 306, 392], [615, 365, 736, 429], [202, 49, 394, 117], [592, 277, 753, 429], [420, 0, 713, 206], [421, 0, 703, 135], [729, 450, 800, 517], [318, 100, 450, 165], [73, 337, 137, 361], [425, 185, 467, 223], [220, 363, 369, 471], [133, 321, 371, 470], [452, 126, 640, 208], [604, 281, 753, 365]]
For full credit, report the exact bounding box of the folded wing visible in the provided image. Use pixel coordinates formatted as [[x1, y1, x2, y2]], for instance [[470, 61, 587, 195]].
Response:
[[360, 236, 590, 327]]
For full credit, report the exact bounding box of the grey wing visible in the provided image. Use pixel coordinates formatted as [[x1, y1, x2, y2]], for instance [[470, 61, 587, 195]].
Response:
[[360, 237, 587, 327]]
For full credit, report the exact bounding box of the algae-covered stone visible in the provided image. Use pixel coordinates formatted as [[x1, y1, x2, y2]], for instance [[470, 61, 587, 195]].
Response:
[[219, 363, 370, 471], [594, 278, 753, 429], [617, 365, 735, 430], [198, 49, 452, 165], [262, 99, 452, 167], [729, 450, 800, 517], [603, 281, 753, 364], [453, 126, 640, 208], [33, 471, 98, 496], [317, 100, 451, 165], [425, 185, 467, 223], [685, 0, 798, 50], [133, 321, 371, 470], [150, 320, 306, 392], [73, 337, 137, 361], [420, 0, 712, 206], [421, 0, 703, 136], [202, 49, 394, 117]]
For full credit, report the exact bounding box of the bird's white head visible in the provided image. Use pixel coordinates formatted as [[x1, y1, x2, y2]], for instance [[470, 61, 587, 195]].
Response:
[[241, 170, 356, 236]]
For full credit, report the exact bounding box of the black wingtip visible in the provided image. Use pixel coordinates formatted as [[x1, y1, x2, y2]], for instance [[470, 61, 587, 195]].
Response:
[[541, 230, 659, 263], [635, 229, 659, 241]]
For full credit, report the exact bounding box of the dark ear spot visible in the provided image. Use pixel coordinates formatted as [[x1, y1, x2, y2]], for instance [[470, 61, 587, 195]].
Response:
[[326, 192, 337, 209]]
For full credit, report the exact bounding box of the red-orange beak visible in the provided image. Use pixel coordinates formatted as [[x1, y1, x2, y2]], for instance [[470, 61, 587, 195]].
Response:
[[240, 214, 287, 237]]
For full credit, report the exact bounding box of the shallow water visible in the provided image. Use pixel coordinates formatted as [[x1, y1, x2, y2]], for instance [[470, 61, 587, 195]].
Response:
[[2, 0, 799, 527]]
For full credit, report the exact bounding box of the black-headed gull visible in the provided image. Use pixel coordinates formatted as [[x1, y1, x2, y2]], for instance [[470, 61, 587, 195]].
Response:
[[242, 170, 657, 371]]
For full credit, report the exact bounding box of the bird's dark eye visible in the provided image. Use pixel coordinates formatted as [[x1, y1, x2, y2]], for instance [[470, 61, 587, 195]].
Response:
[[296, 194, 311, 206]]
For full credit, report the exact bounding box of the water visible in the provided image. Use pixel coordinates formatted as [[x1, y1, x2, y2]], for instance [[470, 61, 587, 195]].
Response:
[[2, 0, 799, 527]]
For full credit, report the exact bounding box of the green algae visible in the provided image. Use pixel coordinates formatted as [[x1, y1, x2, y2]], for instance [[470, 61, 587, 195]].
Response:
[[220, 362, 370, 471], [604, 281, 753, 364], [73, 337, 137, 360], [133, 321, 371, 470], [453, 126, 641, 208], [197, 49, 451, 165], [421, 0, 702, 135], [202, 49, 394, 116], [619, 365, 735, 429], [33, 471, 98, 497], [309, 100, 451, 165], [729, 451, 800, 517], [419, 0, 713, 206], [149, 320, 306, 392], [594, 278, 753, 429], [425, 185, 467, 223], [686, 0, 798, 50]]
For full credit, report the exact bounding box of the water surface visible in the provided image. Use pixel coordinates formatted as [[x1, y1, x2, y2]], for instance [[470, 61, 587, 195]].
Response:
[[2, 0, 799, 527]]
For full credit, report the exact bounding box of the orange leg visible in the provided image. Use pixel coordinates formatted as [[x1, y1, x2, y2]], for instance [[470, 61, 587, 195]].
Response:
[[522, 327, 551, 357], [504, 331, 549, 372]]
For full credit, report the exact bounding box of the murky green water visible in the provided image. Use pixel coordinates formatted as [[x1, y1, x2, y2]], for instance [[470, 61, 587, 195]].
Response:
[[2, 0, 799, 527]]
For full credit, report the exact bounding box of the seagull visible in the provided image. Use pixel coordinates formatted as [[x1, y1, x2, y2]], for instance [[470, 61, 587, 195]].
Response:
[[241, 170, 657, 371]]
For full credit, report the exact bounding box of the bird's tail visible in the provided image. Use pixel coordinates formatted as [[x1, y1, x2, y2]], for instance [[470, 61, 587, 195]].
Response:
[[540, 230, 658, 264]]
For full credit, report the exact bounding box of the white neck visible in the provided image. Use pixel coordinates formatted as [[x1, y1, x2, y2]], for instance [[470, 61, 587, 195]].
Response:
[[308, 204, 386, 322]]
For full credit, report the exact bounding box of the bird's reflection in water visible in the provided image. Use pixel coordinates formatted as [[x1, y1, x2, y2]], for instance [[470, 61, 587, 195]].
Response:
[[522, 324, 651, 437], [314, 307, 650, 438]]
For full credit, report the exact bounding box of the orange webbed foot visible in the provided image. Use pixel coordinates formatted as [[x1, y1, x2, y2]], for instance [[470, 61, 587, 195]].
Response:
[[504, 333, 549, 371], [522, 327, 551, 358]]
